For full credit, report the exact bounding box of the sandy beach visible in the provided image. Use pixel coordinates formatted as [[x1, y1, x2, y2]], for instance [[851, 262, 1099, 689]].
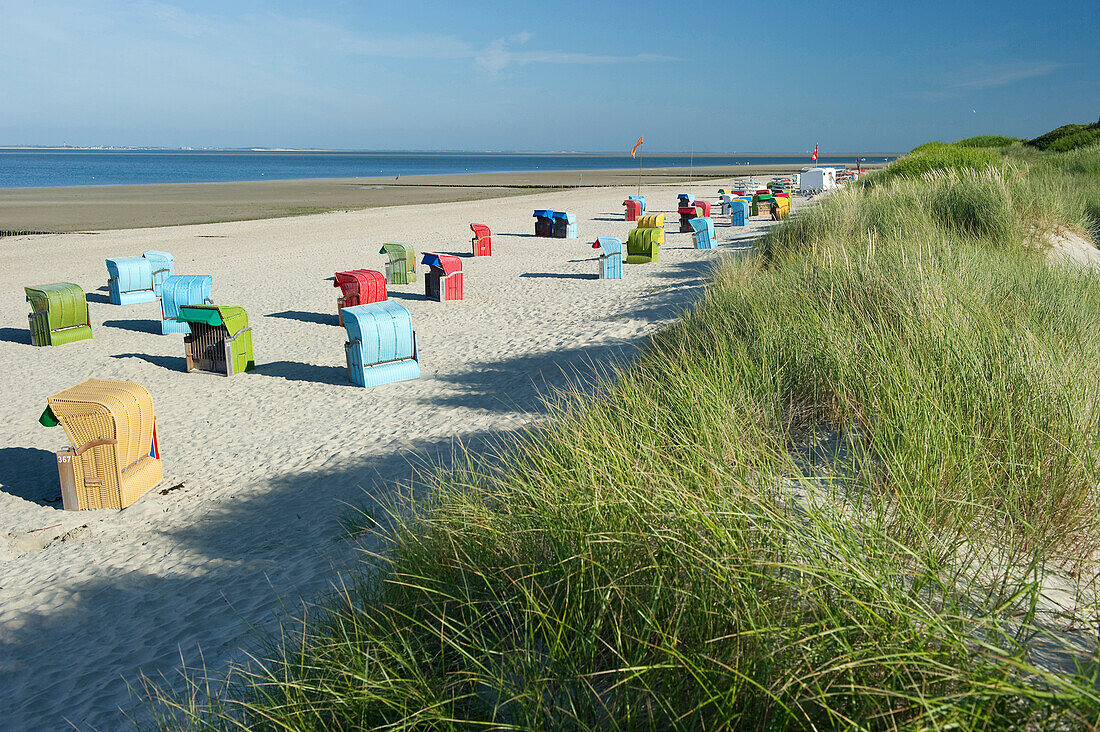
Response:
[[0, 178, 792, 729], [0, 164, 839, 233]]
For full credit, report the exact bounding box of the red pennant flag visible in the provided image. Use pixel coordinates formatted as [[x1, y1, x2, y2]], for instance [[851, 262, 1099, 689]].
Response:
[[811, 144, 818, 162], [631, 135, 644, 158]]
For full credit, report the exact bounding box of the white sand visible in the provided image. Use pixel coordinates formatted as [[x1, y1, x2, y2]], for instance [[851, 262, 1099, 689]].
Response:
[[0, 181, 787, 729]]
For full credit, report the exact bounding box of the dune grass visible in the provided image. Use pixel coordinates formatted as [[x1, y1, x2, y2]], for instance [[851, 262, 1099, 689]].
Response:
[[152, 144, 1100, 730], [953, 135, 1021, 148]]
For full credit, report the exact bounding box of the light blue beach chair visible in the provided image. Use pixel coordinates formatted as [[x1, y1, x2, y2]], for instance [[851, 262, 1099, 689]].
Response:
[[342, 301, 421, 388], [158, 274, 213, 334], [730, 199, 750, 227], [143, 250, 175, 297], [592, 237, 623, 279], [689, 217, 716, 250], [106, 256, 157, 305]]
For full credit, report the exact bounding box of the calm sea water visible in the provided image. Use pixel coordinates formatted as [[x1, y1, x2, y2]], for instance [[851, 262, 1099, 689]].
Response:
[[0, 150, 896, 189]]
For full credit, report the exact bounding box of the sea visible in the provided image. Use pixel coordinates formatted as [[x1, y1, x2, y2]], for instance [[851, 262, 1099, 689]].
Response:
[[0, 150, 896, 189]]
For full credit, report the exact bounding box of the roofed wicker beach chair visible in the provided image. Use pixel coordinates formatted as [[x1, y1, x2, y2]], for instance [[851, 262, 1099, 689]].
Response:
[[677, 193, 695, 209], [552, 211, 577, 239], [178, 304, 254, 376], [342, 301, 420, 388], [623, 198, 642, 221], [678, 206, 698, 233], [627, 195, 645, 213], [592, 237, 623, 279], [694, 200, 712, 218], [626, 227, 660, 264], [751, 192, 774, 216], [25, 282, 92, 346], [422, 253, 464, 302], [729, 199, 750, 227], [334, 269, 387, 326], [158, 274, 213, 335], [689, 216, 716, 250], [143, 250, 175, 296], [40, 378, 163, 510], [533, 209, 555, 237], [470, 223, 492, 256], [106, 256, 157, 305], [379, 243, 416, 285]]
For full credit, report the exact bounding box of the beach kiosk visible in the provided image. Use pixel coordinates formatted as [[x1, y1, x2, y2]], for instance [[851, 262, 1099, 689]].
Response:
[[106, 256, 157, 305], [552, 211, 577, 239], [626, 227, 660, 264], [592, 237, 623, 279], [158, 274, 213, 335], [25, 283, 93, 346], [178, 304, 254, 376], [143, 250, 175, 296], [799, 167, 836, 194], [470, 223, 492, 256], [689, 217, 716, 250], [334, 269, 387, 326], [40, 378, 163, 510], [421, 253, 464, 302], [379, 243, 416, 285], [342, 301, 420, 388], [533, 210, 555, 237]]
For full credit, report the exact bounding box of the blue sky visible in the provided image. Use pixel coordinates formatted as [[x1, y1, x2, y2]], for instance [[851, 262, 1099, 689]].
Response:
[[0, 0, 1096, 152]]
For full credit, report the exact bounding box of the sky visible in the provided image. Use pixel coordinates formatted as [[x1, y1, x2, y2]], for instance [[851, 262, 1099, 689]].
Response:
[[0, 0, 1096, 152]]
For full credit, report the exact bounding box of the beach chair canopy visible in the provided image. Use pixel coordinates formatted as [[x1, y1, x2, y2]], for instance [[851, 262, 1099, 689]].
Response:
[[178, 304, 254, 375], [25, 283, 90, 346], [178, 304, 249, 335], [533, 209, 553, 219], [42, 378, 162, 510], [592, 237, 623, 257], [160, 275, 212, 319], [106, 256, 154, 293], [421, 252, 462, 275], [379, 243, 414, 265], [335, 269, 386, 299], [552, 211, 576, 224], [470, 223, 491, 243], [343, 301, 416, 364], [627, 195, 646, 211], [678, 193, 695, 206], [143, 250, 175, 290], [688, 216, 712, 234], [637, 213, 665, 228], [695, 200, 712, 217]]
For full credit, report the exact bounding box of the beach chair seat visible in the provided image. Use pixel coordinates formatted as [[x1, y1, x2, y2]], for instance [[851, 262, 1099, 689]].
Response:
[[689, 217, 716, 250], [158, 274, 213, 335], [334, 269, 387, 326], [533, 210, 554, 237], [623, 198, 642, 221], [592, 237, 623, 279], [421, 253, 464, 302], [470, 223, 492, 256], [552, 211, 577, 239], [106, 256, 157, 305], [178, 304, 254, 376], [342, 301, 420, 388], [25, 282, 92, 346], [143, 250, 175, 297], [40, 378, 162, 510], [379, 243, 416, 285], [626, 228, 660, 264]]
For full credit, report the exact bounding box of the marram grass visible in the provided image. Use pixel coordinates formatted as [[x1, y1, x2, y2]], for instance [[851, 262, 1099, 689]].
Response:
[[151, 144, 1100, 730]]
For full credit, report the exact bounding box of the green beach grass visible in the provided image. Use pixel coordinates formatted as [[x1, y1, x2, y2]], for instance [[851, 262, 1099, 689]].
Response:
[[152, 136, 1100, 730]]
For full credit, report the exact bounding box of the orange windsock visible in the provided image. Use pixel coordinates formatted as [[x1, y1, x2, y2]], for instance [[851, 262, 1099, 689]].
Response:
[[631, 135, 644, 158]]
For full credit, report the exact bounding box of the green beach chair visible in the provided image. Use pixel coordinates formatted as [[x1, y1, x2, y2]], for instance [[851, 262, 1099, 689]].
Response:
[[626, 228, 660, 264], [25, 283, 93, 346], [178, 304, 254, 376], [380, 243, 416, 285]]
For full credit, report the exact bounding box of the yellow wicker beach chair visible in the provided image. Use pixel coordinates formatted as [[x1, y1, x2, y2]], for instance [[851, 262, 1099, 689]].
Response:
[[41, 379, 163, 510]]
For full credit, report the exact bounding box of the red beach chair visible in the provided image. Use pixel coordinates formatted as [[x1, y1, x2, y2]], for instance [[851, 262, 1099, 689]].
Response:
[[470, 223, 492, 256], [334, 269, 387, 326], [422, 253, 464, 302], [623, 199, 642, 221]]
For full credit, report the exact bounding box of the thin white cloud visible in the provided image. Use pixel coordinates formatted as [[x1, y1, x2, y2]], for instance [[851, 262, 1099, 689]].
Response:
[[953, 62, 1063, 90], [471, 32, 673, 77]]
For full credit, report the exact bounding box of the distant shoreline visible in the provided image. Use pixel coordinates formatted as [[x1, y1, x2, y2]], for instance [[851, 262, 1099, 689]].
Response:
[[0, 164, 885, 233]]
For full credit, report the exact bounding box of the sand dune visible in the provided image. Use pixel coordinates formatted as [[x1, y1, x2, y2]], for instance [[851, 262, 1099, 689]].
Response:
[[0, 181, 788, 729]]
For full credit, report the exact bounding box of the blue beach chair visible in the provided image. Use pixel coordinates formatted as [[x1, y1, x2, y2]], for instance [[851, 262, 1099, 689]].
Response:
[[143, 250, 175, 296], [342, 301, 421, 388], [158, 274, 213, 334], [592, 237, 623, 279], [730, 199, 750, 227], [689, 217, 716, 250], [106, 256, 157, 305]]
